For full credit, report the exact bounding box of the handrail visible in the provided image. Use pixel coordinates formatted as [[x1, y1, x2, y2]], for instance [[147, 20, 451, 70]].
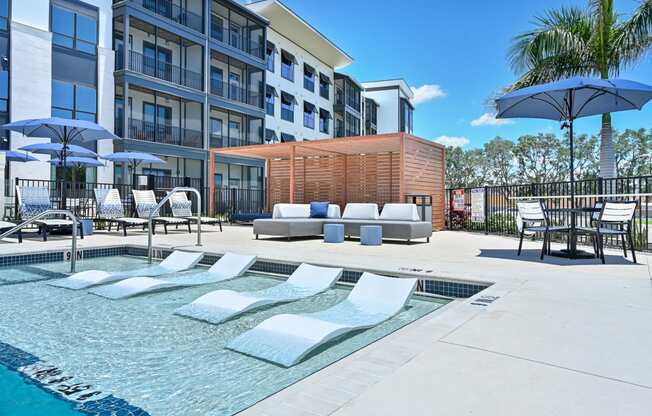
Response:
[[147, 187, 202, 264], [0, 209, 78, 273]]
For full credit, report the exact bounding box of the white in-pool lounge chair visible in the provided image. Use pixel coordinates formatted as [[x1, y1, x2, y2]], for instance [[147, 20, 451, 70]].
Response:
[[132, 190, 191, 234], [16, 186, 84, 241], [89, 252, 256, 299], [94, 188, 149, 236], [46, 250, 204, 290], [168, 191, 222, 231], [227, 272, 417, 367], [175, 263, 343, 324]]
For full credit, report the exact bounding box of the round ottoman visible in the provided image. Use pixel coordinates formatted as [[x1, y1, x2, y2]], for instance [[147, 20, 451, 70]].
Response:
[[324, 223, 345, 243], [360, 225, 382, 246]]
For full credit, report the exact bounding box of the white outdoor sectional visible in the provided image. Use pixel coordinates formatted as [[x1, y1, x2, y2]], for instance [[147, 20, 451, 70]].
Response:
[[253, 203, 432, 243]]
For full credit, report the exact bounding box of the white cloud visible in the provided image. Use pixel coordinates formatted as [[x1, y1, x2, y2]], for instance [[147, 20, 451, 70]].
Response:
[[470, 112, 514, 127], [410, 84, 446, 105], [433, 135, 470, 147]]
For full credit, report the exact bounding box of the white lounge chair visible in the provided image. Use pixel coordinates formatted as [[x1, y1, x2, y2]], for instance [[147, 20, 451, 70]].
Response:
[[16, 186, 83, 241], [89, 252, 257, 299], [94, 188, 148, 236], [175, 263, 343, 324], [168, 191, 222, 231], [47, 250, 204, 290], [227, 272, 417, 367], [132, 190, 191, 234]]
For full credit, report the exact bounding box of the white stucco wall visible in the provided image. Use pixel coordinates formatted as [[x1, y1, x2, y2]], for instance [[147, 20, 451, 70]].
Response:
[[9, 21, 53, 182], [265, 28, 334, 141], [364, 88, 399, 134]]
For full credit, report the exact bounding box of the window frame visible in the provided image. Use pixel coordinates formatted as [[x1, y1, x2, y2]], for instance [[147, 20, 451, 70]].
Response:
[[52, 79, 97, 122], [281, 92, 294, 122], [50, 3, 98, 56], [280, 50, 294, 82], [303, 101, 315, 129]]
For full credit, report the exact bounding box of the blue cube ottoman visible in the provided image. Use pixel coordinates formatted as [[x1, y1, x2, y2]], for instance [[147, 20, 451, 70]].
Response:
[[360, 225, 382, 246], [324, 223, 345, 243]]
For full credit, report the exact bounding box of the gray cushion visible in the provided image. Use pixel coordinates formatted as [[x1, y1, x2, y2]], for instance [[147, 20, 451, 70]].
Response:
[[254, 218, 325, 237]]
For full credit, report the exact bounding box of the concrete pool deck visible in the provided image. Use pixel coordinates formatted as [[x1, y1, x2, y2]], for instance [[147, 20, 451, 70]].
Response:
[[1, 225, 650, 415]]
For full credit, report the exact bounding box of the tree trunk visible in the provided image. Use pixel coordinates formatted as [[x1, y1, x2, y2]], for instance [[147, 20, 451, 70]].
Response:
[[599, 113, 617, 178]]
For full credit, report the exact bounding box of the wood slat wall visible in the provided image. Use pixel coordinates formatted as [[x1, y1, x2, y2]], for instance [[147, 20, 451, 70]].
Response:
[[403, 136, 446, 230], [264, 134, 445, 231]]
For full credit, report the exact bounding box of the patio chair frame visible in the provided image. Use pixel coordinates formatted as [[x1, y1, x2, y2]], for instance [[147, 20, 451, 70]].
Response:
[[581, 200, 638, 264], [516, 199, 569, 260]]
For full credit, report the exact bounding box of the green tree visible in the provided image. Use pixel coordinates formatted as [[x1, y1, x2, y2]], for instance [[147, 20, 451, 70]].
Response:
[[445, 146, 488, 188], [513, 134, 566, 183], [614, 128, 652, 176], [483, 137, 516, 186], [508, 0, 652, 179]]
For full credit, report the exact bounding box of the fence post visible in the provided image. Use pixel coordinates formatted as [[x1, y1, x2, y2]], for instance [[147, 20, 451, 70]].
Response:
[[484, 186, 489, 235]]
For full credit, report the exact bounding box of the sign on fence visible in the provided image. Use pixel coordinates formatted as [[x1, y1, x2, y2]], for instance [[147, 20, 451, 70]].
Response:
[[451, 189, 465, 212], [471, 188, 485, 223]]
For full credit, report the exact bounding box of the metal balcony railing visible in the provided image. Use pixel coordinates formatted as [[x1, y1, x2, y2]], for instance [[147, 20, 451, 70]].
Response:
[[128, 50, 203, 91], [209, 134, 263, 149], [210, 80, 263, 108], [142, 0, 203, 33], [128, 118, 203, 148], [210, 22, 265, 59]]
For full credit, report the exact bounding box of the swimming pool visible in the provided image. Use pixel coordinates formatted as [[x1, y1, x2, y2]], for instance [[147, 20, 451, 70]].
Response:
[[0, 255, 448, 416]]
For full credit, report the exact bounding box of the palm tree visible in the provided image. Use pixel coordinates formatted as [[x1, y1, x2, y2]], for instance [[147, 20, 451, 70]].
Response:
[[508, 0, 652, 178]]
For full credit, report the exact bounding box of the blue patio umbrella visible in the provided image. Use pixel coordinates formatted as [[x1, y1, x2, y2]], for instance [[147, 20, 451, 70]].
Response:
[[1, 117, 119, 208], [19, 143, 98, 158], [48, 157, 105, 168], [0, 150, 38, 162], [100, 152, 165, 186], [496, 77, 652, 257]]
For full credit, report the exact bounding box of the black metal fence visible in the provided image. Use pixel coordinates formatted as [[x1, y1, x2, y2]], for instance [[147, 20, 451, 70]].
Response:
[[213, 187, 266, 221], [11, 177, 209, 221], [446, 175, 651, 251]]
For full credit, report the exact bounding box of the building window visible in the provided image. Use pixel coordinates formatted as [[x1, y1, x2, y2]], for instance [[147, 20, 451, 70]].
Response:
[[265, 128, 277, 143], [52, 80, 96, 121], [400, 98, 414, 134], [303, 101, 315, 129], [51, 5, 97, 55], [281, 50, 294, 81], [319, 109, 330, 134], [281, 92, 294, 122], [280, 133, 295, 142], [345, 112, 360, 137], [265, 85, 275, 116], [210, 118, 224, 148], [319, 73, 330, 99], [266, 42, 275, 72], [303, 64, 315, 92], [210, 67, 224, 97], [211, 14, 224, 42], [0, 0, 8, 31]]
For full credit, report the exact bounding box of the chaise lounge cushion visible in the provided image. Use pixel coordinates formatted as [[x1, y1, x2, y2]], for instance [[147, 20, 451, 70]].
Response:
[[342, 203, 379, 220], [379, 203, 421, 221]]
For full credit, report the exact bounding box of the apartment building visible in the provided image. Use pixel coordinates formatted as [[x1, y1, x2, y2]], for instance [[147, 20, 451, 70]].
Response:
[[362, 79, 414, 135], [245, 0, 352, 143], [2, 0, 416, 197], [4, 0, 115, 189]]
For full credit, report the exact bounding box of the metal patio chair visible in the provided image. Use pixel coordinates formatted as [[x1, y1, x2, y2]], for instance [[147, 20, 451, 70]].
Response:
[[516, 200, 569, 260]]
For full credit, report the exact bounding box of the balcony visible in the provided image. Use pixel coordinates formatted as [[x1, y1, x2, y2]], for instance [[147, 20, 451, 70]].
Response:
[[125, 50, 203, 91], [210, 20, 265, 60], [210, 80, 263, 108], [128, 118, 203, 148], [141, 0, 203, 33], [210, 134, 262, 148]]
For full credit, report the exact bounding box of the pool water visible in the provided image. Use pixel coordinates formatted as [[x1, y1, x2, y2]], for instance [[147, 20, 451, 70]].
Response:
[[0, 256, 448, 416], [0, 364, 82, 416]]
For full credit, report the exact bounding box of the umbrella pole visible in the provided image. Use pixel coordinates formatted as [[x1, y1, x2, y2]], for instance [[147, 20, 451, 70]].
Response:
[[61, 126, 67, 210]]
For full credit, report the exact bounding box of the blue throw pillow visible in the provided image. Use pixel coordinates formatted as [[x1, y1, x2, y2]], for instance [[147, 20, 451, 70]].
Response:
[[310, 201, 329, 218]]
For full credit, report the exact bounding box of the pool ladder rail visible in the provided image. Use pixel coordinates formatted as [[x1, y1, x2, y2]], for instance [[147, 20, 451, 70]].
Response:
[[147, 187, 202, 264], [0, 209, 79, 273]]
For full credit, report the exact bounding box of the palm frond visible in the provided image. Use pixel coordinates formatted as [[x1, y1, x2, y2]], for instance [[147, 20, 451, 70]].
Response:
[[612, 0, 652, 71], [509, 7, 592, 74]]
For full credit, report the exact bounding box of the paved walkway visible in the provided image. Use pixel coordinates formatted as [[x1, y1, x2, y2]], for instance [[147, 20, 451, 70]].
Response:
[[1, 225, 651, 415]]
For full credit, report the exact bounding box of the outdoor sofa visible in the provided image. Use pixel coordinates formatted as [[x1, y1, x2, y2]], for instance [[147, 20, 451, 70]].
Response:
[[253, 203, 432, 243]]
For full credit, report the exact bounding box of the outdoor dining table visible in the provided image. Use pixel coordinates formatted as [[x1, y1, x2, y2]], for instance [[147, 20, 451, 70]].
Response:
[[545, 207, 602, 259]]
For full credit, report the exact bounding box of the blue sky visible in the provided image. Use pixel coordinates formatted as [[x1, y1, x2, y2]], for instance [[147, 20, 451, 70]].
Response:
[[276, 0, 652, 149]]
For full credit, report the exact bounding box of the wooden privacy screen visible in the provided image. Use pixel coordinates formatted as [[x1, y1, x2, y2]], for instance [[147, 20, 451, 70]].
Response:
[[213, 133, 445, 230]]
